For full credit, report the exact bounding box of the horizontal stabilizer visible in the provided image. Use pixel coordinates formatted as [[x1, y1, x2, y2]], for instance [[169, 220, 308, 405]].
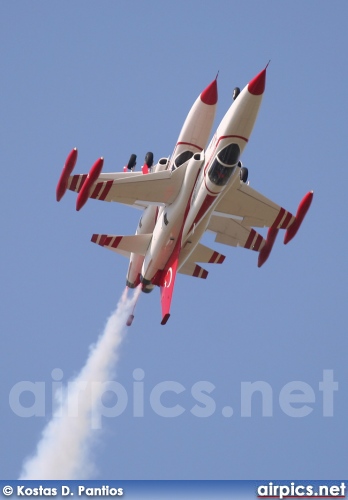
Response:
[[91, 233, 152, 256], [188, 243, 225, 264], [179, 262, 208, 279]]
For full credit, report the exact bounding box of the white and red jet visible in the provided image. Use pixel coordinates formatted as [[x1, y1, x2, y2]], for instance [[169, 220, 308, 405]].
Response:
[[56, 66, 313, 325]]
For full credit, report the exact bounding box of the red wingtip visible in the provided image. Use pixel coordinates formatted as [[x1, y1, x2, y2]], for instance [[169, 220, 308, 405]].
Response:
[[56, 148, 78, 201], [76, 157, 104, 211], [248, 68, 267, 96], [258, 227, 279, 268], [200, 78, 218, 105], [284, 191, 314, 245]]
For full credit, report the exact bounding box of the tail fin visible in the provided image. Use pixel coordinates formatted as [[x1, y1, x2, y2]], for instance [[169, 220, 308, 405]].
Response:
[[160, 247, 180, 325]]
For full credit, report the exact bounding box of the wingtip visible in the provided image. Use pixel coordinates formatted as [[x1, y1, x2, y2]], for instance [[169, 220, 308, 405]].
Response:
[[56, 148, 79, 202], [257, 227, 279, 267], [283, 191, 314, 245]]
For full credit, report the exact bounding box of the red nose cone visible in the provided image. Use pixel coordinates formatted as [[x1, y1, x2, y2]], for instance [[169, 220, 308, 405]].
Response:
[[248, 68, 266, 96], [200, 79, 218, 105]]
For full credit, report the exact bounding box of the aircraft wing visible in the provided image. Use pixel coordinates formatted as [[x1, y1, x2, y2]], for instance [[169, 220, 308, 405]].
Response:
[[209, 185, 313, 267], [67, 167, 187, 208], [186, 243, 225, 264], [214, 181, 296, 229]]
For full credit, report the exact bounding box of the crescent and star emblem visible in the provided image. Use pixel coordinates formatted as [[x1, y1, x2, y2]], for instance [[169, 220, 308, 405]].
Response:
[[164, 267, 173, 288]]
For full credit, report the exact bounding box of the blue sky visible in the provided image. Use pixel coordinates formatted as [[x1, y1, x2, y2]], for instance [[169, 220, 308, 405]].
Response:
[[1, 1, 347, 479]]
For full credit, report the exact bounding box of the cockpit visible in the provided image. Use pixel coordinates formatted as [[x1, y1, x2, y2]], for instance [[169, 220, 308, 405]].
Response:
[[171, 151, 194, 171], [208, 143, 240, 186]]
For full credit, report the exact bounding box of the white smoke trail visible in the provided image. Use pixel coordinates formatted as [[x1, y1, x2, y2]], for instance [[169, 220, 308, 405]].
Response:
[[19, 286, 141, 480]]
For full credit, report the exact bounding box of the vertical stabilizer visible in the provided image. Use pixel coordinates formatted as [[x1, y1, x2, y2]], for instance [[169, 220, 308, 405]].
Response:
[[160, 245, 180, 325]]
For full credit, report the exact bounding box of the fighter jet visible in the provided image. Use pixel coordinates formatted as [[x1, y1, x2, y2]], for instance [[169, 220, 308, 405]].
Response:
[[56, 66, 313, 325]]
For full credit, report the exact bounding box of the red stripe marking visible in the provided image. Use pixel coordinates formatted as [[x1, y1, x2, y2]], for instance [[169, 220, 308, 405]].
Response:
[[112, 236, 122, 248], [272, 207, 285, 228], [91, 234, 98, 243], [160, 173, 202, 282], [253, 234, 263, 251], [190, 194, 216, 230], [201, 270, 208, 279], [280, 211, 293, 229], [70, 175, 80, 192], [209, 251, 219, 263], [90, 182, 103, 199], [217, 254, 225, 264], [193, 265, 201, 277], [203, 176, 222, 196], [104, 236, 112, 246], [76, 174, 88, 193], [99, 235, 107, 246], [216, 134, 248, 144], [245, 229, 256, 249], [99, 180, 113, 201], [176, 141, 202, 151], [160, 158, 211, 280]]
